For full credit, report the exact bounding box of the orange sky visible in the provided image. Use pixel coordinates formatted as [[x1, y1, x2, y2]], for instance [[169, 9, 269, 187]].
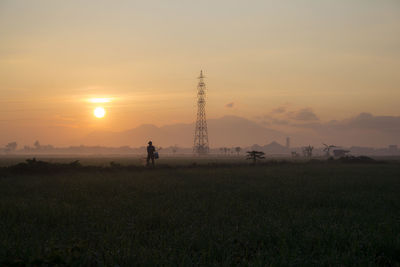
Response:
[[1, 0, 399, 146]]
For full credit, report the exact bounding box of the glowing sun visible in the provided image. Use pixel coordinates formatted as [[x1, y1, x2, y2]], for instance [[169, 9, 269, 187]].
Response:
[[94, 107, 106, 118]]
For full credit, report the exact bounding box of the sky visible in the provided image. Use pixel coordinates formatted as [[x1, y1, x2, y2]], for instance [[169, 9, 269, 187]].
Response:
[[1, 0, 399, 147]]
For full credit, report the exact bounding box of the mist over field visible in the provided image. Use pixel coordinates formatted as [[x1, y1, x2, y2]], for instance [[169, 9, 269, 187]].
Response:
[[2, 114, 400, 153], [82, 113, 400, 148]]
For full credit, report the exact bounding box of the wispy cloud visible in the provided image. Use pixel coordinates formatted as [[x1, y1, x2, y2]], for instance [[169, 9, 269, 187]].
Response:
[[294, 113, 400, 133], [260, 106, 319, 126], [271, 106, 286, 114], [287, 108, 319, 121]]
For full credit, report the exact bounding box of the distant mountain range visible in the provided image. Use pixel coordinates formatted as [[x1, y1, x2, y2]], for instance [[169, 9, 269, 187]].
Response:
[[82, 115, 283, 147], [7, 114, 399, 155]]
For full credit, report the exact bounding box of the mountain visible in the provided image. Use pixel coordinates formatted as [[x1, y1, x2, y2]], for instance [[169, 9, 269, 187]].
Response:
[[249, 141, 289, 154], [82, 115, 283, 147], [262, 141, 289, 154]]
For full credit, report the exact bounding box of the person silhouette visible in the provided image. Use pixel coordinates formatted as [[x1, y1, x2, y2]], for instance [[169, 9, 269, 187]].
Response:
[[146, 141, 156, 167]]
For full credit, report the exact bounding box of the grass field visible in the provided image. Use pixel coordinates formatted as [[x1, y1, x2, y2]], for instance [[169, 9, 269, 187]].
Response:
[[1, 160, 400, 266], [0, 155, 249, 167]]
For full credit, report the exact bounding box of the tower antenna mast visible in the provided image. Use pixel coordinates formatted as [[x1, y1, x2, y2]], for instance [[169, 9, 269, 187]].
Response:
[[193, 70, 209, 155]]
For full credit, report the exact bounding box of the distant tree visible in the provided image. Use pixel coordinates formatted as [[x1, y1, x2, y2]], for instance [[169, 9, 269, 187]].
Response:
[[172, 145, 179, 154], [323, 143, 337, 157], [110, 161, 122, 168], [235, 146, 241, 155], [302, 145, 314, 158], [220, 147, 229, 155], [291, 151, 299, 158], [34, 140, 41, 150], [5, 142, 17, 152], [246, 150, 265, 164]]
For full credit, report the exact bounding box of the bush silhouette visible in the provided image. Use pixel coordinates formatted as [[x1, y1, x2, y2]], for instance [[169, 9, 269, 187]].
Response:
[[246, 151, 265, 164]]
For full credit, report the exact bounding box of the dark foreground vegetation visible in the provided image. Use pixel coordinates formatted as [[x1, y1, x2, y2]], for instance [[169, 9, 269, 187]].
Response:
[[0, 160, 400, 266]]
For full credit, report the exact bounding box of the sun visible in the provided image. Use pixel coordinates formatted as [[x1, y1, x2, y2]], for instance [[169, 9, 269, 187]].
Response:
[[94, 107, 106, 118]]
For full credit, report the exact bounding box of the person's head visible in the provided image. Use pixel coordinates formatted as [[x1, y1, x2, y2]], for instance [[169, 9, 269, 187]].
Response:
[[148, 141, 152, 145]]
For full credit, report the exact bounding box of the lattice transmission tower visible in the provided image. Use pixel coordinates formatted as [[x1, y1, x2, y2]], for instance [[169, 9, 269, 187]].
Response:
[[193, 70, 209, 155]]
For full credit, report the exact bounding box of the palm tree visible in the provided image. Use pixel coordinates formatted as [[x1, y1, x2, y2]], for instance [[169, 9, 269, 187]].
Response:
[[5, 142, 17, 153], [302, 145, 314, 158], [34, 140, 41, 150], [220, 147, 229, 155], [235, 146, 241, 155], [246, 150, 265, 164]]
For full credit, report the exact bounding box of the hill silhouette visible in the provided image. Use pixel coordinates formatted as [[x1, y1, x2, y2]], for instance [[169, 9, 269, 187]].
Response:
[[82, 115, 282, 147], [262, 141, 289, 154]]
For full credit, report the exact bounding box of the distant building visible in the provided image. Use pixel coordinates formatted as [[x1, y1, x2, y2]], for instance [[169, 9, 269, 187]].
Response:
[[286, 137, 290, 149]]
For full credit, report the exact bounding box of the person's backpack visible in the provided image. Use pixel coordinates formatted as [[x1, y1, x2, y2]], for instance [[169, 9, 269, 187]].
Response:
[[154, 151, 159, 159]]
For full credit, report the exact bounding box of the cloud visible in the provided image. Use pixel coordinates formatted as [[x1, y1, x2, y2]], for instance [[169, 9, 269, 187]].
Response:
[[262, 106, 318, 125], [225, 102, 234, 108], [271, 118, 289, 125], [260, 121, 271, 127], [295, 113, 400, 132], [271, 106, 286, 114], [288, 108, 319, 121], [258, 108, 400, 146], [260, 106, 316, 126], [348, 113, 400, 132], [289, 113, 400, 146]]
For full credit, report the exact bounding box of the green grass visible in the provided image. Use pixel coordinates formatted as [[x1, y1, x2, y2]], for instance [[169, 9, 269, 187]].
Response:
[[1, 162, 400, 266]]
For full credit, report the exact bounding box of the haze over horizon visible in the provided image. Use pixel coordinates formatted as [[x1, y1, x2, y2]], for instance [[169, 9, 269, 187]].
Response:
[[1, 0, 399, 148]]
